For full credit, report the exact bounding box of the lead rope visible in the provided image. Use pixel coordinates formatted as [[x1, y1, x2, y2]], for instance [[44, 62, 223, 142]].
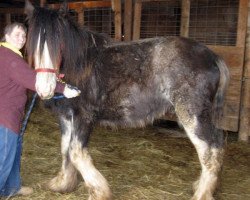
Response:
[[19, 93, 38, 157], [20, 92, 38, 137], [20, 93, 65, 137], [20, 71, 66, 137]]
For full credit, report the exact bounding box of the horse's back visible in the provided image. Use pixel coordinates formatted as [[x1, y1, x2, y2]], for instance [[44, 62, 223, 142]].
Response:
[[97, 36, 221, 128], [100, 36, 220, 79], [99, 36, 220, 101]]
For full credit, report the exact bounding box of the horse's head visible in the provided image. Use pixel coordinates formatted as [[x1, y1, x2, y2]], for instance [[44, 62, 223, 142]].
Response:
[[25, 0, 67, 99]]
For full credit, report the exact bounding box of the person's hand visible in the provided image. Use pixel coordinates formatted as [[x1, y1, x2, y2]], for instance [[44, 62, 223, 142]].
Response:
[[63, 84, 81, 98]]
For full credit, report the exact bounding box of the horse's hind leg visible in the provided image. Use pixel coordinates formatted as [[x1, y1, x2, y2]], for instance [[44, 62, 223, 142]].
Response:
[[190, 127, 224, 200], [175, 103, 225, 200], [48, 116, 78, 193], [68, 120, 111, 200]]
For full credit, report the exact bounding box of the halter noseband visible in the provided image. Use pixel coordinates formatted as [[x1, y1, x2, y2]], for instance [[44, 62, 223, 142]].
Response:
[[35, 68, 65, 83], [35, 55, 64, 81], [35, 68, 57, 73]]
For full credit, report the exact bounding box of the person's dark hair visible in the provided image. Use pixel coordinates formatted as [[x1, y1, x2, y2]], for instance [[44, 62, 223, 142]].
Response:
[[1, 22, 27, 42]]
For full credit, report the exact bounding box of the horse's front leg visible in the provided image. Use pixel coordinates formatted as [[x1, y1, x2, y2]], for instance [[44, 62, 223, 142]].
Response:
[[48, 115, 78, 193], [69, 119, 112, 200]]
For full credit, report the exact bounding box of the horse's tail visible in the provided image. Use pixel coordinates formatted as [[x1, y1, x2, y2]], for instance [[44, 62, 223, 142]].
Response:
[[212, 56, 230, 128]]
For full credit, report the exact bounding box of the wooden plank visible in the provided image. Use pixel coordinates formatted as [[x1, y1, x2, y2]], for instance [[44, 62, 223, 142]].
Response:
[[133, 0, 142, 40], [239, 78, 250, 141], [210, 78, 241, 131], [238, 0, 250, 141], [208, 45, 245, 80], [40, 0, 46, 7], [219, 115, 239, 132], [243, 51, 250, 78], [141, 0, 178, 2], [242, 15, 250, 78], [236, 0, 248, 47], [239, 79, 250, 109], [124, 0, 133, 41], [208, 45, 245, 131], [142, 0, 168, 1], [5, 13, 11, 25], [225, 80, 241, 102], [77, 8, 84, 28], [113, 0, 122, 41], [218, 79, 241, 131], [0, 1, 112, 14], [0, 8, 24, 14], [49, 1, 112, 10], [180, 0, 190, 37]]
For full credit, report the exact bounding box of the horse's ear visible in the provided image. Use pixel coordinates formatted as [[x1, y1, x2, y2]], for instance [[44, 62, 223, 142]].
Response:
[[24, 0, 34, 17], [59, 1, 68, 16]]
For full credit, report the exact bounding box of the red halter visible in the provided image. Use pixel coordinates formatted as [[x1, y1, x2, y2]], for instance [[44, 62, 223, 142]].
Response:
[[35, 68, 65, 83], [35, 57, 64, 81], [35, 68, 57, 73]]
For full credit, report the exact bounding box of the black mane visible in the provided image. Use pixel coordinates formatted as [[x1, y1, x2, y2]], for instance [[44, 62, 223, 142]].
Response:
[[26, 6, 110, 78]]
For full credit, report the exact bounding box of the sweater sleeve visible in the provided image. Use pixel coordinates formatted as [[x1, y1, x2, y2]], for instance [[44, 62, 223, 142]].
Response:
[[7, 54, 65, 93]]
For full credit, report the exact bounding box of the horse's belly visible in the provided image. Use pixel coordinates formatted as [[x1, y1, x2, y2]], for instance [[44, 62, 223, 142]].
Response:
[[99, 94, 173, 128]]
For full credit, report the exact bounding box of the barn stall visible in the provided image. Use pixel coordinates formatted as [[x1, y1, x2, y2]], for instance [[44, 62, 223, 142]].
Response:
[[0, 0, 249, 200], [129, 0, 250, 142]]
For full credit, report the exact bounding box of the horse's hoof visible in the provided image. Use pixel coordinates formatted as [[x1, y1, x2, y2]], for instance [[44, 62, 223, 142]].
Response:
[[47, 175, 77, 193], [47, 177, 63, 192], [87, 188, 112, 200]]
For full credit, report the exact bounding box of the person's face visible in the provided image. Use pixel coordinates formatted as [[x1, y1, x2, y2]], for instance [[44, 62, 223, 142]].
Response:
[[5, 26, 26, 50]]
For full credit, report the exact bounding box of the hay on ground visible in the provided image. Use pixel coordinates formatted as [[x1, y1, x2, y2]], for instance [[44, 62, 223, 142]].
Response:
[[8, 105, 250, 200]]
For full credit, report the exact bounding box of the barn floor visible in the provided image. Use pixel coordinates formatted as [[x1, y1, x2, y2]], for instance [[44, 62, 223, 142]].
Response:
[[6, 104, 250, 200]]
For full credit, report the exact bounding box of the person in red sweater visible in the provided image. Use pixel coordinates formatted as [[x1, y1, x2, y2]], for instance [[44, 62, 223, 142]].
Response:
[[0, 22, 80, 197]]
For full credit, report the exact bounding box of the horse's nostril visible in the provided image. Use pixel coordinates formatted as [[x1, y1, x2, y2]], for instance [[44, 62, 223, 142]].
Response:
[[40, 94, 46, 100]]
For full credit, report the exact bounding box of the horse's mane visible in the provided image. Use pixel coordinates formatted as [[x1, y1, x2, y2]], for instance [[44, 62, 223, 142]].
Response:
[[26, 6, 110, 74]]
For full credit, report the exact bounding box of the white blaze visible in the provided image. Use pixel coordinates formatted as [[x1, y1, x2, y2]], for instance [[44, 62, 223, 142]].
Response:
[[34, 32, 57, 99]]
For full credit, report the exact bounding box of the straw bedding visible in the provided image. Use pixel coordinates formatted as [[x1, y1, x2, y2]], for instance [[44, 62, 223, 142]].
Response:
[[7, 104, 250, 200]]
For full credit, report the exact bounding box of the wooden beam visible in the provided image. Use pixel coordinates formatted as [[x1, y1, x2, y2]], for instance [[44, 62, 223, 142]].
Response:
[[238, 0, 250, 142], [239, 78, 250, 141], [124, 0, 133, 41], [141, 0, 176, 2], [180, 0, 190, 37], [208, 46, 245, 78], [208, 45, 245, 132], [113, 0, 122, 41], [133, 0, 142, 40], [77, 8, 84, 28], [49, 1, 112, 10], [236, 0, 248, 47], [5, 13, 11, 25], [0, 8, 24, 14], [40, 0, 46, 7]]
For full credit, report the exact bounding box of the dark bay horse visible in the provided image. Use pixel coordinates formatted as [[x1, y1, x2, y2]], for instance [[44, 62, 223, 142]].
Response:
[[25, 1, 229, 199]]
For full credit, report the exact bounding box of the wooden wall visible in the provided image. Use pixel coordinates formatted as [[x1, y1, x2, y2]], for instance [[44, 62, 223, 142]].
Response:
[[239, 0, 250, 141], [207, 0, 248, 133]]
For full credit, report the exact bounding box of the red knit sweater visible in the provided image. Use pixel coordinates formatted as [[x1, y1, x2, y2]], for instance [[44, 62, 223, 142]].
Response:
[[0, 46, 64, 134]]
